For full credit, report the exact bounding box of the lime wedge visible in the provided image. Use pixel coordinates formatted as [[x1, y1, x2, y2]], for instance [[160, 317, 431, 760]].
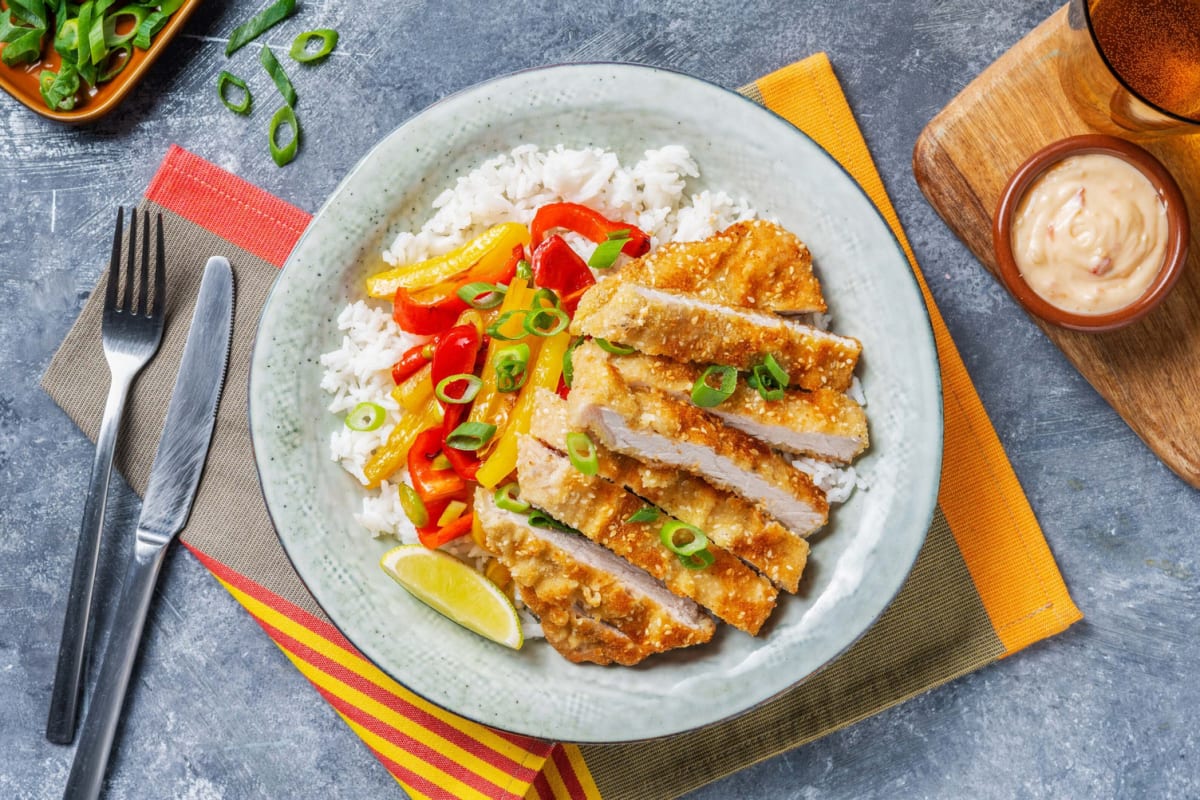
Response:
[[380, 545, 523, 650]]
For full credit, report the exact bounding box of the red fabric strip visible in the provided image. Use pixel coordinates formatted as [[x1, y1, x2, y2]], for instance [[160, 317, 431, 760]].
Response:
[[144, 145, 311, 269], [529, 768, 555, 800], [551, 745, 587, 800]]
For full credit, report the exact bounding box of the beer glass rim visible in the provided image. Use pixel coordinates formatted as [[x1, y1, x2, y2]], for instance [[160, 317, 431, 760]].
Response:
[[1081, 0, 1200, 127]]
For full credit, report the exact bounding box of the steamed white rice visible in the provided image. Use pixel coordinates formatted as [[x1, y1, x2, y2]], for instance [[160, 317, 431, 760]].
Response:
[[319, 142, 865, 554]]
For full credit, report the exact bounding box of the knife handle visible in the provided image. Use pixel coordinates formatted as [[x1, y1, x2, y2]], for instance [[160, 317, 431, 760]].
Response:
[[62, 536, 168, 800]]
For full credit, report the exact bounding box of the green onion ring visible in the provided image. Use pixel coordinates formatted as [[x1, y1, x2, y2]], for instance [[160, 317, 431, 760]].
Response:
[[446, 421, 496, 451], [97, 43, 132, 81], [132, 0, 184, 50], [587, 235, 630, 270], [494, 343, 531, 393], [226, 0, 296, 56], [217, 70, 252, 115], [565, 431, 598, 476], [626, 506, 660, 524], [562, 336, 584, 388], [398, 483, 428, 528], [103, 6, 149, 47], [529, 509, 575, 533], [595, 338, 635, 355], [457, 281, 506, 310], [530, 288, 560, 310], [344, 401, 385, 432], [486, 310, 531, 342], [523, 307, 569, 337], [289, 28, 338, 63], [679, 548, 716, 570], [659, 520, 708, 557], [269, 104, 300, 167], [434, 373, 482, 405], [691, 365, 737, 408], [259, 45, 297, 107], [760, 353, 790, 388], [748, 364, 786, 402], [494, 482, 530, 514]]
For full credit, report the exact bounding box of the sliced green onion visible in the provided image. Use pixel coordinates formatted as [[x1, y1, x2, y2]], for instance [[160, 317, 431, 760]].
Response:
[[659, 521, 708, 557], [516, 259, 532, 279], [494, 343, 530, 393], [486, 310, 530, 342], [679, 548, 716, 570], [289, 28, 338, 62], [562, 336, 584, 388], [97, 44, 131, 81], [54, 18, 80, 60], [446, 421, 496, 451], [76, 3, 94, 67], [760, 354, 789, 388], [268, 104, 300, 167], [565, 431, 598, 475], [87, 13, 107, 64], [398, 483, 428, 528], [595, 338, 634, 355], [259, 45, 297, 106], [437, 499, 467, 527], [344, 401, 385, 432], [529, 509, 576, 533], [691, 365, 737, 408], [523, 307, 569, 337], [103, 6, 149, 47], [748, 364, 785, 402], [225, 0, 296, 56], [530, 288, 560, 309], [626, 506, 660, 524], [431, 453, 453, 471], [606, 229, 631, 240], [434, 373, 482, 405], [587, 234, 630, 270], [494, 482, 530, 514], [131, 0, 184, 49], [38, 65, 80, 111], [217, 70, 252, 114], [456, 281, 506, 309]]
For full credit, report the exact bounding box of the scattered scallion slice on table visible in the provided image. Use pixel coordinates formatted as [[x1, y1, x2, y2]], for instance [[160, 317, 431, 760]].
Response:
[[225, 0, 296, 56], [268, 104, 300, 166], [259, 45, 297, 106], [217, 70, 252, 114], [691, 364, 737, 407], [289, 28, 337, 63]]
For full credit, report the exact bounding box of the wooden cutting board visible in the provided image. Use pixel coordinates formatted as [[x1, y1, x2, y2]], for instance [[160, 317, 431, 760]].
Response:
[[913, 5, 1200, 489]]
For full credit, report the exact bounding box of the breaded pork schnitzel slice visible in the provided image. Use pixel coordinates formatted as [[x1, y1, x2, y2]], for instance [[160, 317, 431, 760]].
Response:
[[568, 344, 830, 538], [570, 282, 860, 391], [529, 388, 809, 592], [597, 348, 868, 462], [618, 220, 826, 313], [475, 490, 713, 665], [516, 437, 778, 635]]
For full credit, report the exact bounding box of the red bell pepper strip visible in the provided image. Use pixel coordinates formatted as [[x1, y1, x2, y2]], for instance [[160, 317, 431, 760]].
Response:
[[408, 428, 468, 503], [530, 202, 651, 258], [431, 324, 482, 396], [531, 235, 595, 313], [440, 402, 482, 481], [392, 246, 525, 336], [417, 511, 474, 549], [391, 338, 437, 384]]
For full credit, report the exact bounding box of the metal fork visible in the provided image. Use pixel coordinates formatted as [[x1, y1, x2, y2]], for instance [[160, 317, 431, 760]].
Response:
[[46, 209, 166, 745]]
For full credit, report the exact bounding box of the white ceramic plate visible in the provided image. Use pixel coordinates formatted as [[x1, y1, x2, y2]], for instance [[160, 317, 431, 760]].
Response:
[[249, 63, 942, 743]]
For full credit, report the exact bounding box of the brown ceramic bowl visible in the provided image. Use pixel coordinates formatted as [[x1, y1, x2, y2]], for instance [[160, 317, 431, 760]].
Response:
[[993, 134, 1189, 332]]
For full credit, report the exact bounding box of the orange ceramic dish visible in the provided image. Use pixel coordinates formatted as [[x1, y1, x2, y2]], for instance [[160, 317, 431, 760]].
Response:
[[0, 0, 201, 124], [993, 134, 1189, 332]]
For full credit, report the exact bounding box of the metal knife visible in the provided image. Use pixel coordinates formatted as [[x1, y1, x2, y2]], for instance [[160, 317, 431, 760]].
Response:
[[63, 257, 234, 800]]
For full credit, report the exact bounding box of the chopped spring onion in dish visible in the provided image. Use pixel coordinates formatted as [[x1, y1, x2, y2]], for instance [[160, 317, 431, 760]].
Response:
[[626, 506, 661, 524], [530, 288, 560, 309], [528, 509, 575, 533], [268, 104, 300, 166], [397, 483, 428, 528], [289, 28, 338, 63], [679, 549, 717, 571], [494, 482, 530, 514], [586, 231, 631, 269], [344, 401, 385, 431], [594, 338, 635, 355], [259, 45, 297, 107], [446, 421, 497, 451], [691, 364, 737, 407], [561, 337, 584, 388], [523, 307, 569, 337], [217, 70, 252, 114], [494, 343, 531, 393], [435, 373, 483, 405], [565, 431, 598, 475], [747, 354, 788, 401], [487, 310, 530, 341], [225, 0, 296, 55], [659, 521, 709, 557], [457, 282, 507, 309]]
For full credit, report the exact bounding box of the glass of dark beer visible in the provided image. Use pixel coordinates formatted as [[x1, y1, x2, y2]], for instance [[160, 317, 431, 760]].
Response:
[[1061, 0, 1200, 137]]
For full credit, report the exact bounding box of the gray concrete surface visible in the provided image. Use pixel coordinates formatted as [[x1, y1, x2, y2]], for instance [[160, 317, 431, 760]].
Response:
[[3, 1, 1198, 798]]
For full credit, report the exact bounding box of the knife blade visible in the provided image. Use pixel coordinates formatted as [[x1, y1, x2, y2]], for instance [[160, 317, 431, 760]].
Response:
[[63, 256, 234, 800]]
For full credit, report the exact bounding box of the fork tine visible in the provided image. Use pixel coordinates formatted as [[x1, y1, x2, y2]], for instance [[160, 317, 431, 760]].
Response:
[[152, 213, 166, 319], [123, 211, 137, 312], [105, 208, 123, 311], [137, 210, 150, 315]]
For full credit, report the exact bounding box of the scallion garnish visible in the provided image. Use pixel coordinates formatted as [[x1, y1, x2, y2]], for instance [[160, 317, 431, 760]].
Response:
[[456, 281, 506, 310], [103, 7, 149, 48], [289, 28, 338, 63], [659, 521, 708, 557], [691, 365, 737, 408], [565, 431, 598, 475], [430, 453, 453, 471], [217, 70, 252, 115], [97, 44, 131, 81], [516, 259, 532, 279], [225, 0, 297, 56], [486, 310, 530, 341], [529, 509, 576, 533], [397, 483, 428, 528], [434, 373, 483, 405], [268, 104, 300, 166], [494, 482, 530, 514], [133, 0, 185, 49], [595, 338, 635, 355], [523, 307, 569, 337], [494, 343, 531, 393], [562, 336, 584, 388], [626, 506, 660, 524], [760, 353, 789, 387], [259, 45, 297, 107], [530, 288, 560, 309], [606, 228, 631, 240], [679, 549, 716, 570], [748, 354, 787, 401], [587, 234, 630, 269], [344, 401, 385, 432], [446, 421, 496, 451]]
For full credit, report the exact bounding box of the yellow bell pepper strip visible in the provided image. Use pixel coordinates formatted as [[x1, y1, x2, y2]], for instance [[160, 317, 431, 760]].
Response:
[[362, 394, 442, 488], [468, 276, 533, 427], [366, 223, 530, 299], [475, 330, 571, 488], [391, 363, 434, 414]]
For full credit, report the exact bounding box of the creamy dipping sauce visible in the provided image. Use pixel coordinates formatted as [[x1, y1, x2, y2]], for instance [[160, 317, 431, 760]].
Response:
[[1011, 153, 1168, 315]]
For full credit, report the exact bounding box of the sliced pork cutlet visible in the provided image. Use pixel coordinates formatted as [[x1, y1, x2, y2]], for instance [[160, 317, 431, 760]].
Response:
[[568, 343, 830, 538], [597, 349, 868, 462], [529, 388, 809, 592], [474, 489, 713, 665], [571, 282, 860, 391], [516, 437, 778, 635], [618, 219, 826, 314]]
